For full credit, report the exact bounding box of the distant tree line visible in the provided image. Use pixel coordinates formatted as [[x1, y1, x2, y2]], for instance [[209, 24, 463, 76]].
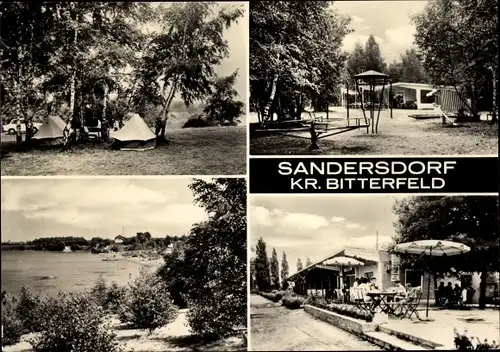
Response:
[[1, 234, 184, 252]]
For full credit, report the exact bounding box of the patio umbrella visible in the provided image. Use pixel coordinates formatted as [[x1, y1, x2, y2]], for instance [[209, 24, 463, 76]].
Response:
[[394, 240, 471, 319]]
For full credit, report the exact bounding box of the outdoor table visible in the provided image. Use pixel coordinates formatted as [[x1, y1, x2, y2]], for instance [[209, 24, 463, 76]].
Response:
[[365, 291, 398, 314]]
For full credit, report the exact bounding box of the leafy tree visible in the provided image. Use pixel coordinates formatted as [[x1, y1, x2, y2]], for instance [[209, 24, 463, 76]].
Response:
[[364, 35, 386, 73], [250, 1, 350, 122], [0, 3, 56, 144], [305, 257, 313, 267], [255, 237, 271, 292], [296, 258, 303, 272], [134, 2, 244, 141], [270, 248, 280, 289], [203, 71, 244, 126], [280, 251, 289, 288], [389, 196, 499, 309], [346, 42, 367, 79], [160, 178, 246, 339], [413, 0, 498, 120], [250, 257, 257, 290], [386, 48, 429, 83]]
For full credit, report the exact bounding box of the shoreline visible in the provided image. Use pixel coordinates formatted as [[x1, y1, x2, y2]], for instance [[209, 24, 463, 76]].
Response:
[[98, 252, 164, 269]]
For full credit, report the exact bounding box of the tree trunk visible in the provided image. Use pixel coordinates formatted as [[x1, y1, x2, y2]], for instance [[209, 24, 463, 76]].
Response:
[[478, 269, 487, 309], [102, 84, 108, 141], [262, 73, 279, 122], [63, 11, 79, 150], [490, 67, 497, 125]]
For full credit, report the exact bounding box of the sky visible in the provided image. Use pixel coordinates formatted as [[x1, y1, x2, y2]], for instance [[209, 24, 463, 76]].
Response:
[[143, 2, 248, 101], [334, 1, 428, 62], [250, 194, 406, 275], [1, 178, 211, 242]]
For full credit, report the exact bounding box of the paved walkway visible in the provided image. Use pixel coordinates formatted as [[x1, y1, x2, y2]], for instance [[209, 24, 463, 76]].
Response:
[[250, 295, 380, 351], [385, 308, 500, 349]]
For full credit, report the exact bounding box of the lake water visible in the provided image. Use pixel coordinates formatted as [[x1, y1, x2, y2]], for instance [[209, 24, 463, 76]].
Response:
[[1, 251, 155, 297]]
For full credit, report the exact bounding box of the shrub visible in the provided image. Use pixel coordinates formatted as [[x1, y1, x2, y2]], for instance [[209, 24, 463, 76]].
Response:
[[187, 290, 246, 340], [309, 301, 374, 323], [260, 290, 286, 303], [1, 294, 23, 346], [454, 329, 499, 350], [105, 282, 128, 314], [182, 114, 213, 128], [15, 286, 44, 333], [90, 277, 109, 308], [282, 294, 305, 309], [119, 269, 177, 333], [29, 292, 122, 352]]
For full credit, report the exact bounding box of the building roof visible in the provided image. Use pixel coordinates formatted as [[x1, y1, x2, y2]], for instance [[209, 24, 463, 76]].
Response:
[[286, 246, 384, 281], [114, 235, 127, 241]]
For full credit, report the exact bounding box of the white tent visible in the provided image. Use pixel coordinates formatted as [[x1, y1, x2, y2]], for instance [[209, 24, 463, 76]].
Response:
[[32, 115, 66, 146], [112, 114, 156, 151]]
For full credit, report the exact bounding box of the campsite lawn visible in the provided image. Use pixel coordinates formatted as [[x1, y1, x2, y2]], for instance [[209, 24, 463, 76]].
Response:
[[1, 126, 246, 176], [249, 110, 498, 155]]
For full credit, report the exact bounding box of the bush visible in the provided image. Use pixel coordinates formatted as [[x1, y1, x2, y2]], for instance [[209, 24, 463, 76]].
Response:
[[260, 290, 287, 303], [90, 277, 109, 308], [282, 294, 305, 309], [29, 292, 122, 352], [187, 290, 246, 340], [119, 269, 177, 332], [182, 114, 213, 128], [309, 300, 374, 323], [1, 294, 23, 346], [105, 282, 128, 314], [454, 329, 499, 350], [15, 286, 45, 333]]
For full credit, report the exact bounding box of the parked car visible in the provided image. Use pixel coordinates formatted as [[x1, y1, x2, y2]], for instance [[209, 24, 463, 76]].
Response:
[[2, 118, 42, 135]]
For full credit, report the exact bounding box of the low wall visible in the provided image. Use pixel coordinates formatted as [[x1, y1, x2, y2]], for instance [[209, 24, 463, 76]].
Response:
[[304, 305, 378, 335]]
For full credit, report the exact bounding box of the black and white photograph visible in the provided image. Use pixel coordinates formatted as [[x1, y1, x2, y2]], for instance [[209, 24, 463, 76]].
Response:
[[249, 195, 499, 350], [0, 2, 248, 176], [249, 0, 498, 155], [1, 178, 247, 351]]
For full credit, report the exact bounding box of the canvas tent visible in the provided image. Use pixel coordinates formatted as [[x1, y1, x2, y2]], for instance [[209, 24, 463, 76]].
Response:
[[112, 113, 156, 151], [32, 115, 66, 146]]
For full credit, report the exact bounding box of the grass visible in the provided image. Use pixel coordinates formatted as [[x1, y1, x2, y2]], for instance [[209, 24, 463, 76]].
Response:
[[249, 110, 498, 155], [1, 125, 246, 176]]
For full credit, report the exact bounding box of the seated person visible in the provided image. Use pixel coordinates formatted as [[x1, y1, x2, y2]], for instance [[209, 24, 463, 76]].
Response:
[[358, 278, 371, 302], [436, 282, 445, 306], [369, 277, 379, 290], [393, 280, 407, 302]]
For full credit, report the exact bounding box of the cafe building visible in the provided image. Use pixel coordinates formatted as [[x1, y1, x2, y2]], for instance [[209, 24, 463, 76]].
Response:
[[286, 246, 435, 301], [287, 246, 499, 305]]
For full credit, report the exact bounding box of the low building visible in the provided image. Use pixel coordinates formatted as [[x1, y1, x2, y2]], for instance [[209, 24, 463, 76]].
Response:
[[287, 246, 498, 305], [114, 235, 127, 244]]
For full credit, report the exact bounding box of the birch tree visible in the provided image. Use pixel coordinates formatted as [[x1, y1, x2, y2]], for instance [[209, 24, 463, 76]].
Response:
[[134, 2, 243, 142]]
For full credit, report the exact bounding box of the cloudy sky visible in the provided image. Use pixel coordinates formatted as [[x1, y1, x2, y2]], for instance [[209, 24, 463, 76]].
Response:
[[334, 1, 428, 62], [1, 178, 210, 242], [250, 195, 406, 275]]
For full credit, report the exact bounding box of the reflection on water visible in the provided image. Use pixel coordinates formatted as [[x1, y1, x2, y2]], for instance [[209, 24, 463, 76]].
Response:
[[1, 251, 152, 297]]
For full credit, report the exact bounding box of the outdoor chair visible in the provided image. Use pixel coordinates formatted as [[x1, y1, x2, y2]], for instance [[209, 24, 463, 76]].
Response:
[[351, 287, 375, 314], [399, 289, 423, 320]]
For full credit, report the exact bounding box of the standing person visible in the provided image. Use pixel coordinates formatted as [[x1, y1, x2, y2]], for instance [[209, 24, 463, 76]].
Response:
[[445, 282, 453, 303], [353, 278, 360, 289], [436, 282, 445, 306]]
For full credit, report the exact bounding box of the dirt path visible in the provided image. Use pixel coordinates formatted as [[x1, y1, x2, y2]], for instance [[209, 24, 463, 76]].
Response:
[[250, 295, 380, 351]]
